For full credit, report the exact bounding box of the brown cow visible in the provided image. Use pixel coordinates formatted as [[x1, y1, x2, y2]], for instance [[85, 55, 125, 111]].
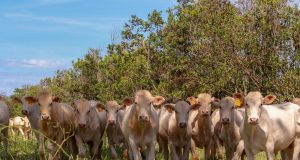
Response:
[[34, 90, 76, 160], [213, 96, 245, 160], [291, 98, 300, 106], [0, 96, 9, 158], [97, 101, 126, 159], [121, 90, 165, 160], [158, 101, 201, 160], [188, 93, 215, 160], [73, 99, 106, 160], [13, 96, 46, 159]]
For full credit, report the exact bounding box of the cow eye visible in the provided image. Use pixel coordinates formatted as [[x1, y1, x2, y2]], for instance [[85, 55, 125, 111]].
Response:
[[231, 106, 234, 109]]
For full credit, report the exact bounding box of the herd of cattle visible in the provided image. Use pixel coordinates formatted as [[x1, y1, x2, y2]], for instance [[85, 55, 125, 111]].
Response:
[[0, 89, 300, 160]]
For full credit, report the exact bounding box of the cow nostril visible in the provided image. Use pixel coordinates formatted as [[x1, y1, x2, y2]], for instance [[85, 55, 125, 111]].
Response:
[[179, 122, 187, 128], [22, 110, 28, 115]]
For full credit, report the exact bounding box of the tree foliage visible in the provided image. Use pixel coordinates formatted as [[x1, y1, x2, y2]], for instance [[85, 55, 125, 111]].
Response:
[[12, 0, 300, 103]]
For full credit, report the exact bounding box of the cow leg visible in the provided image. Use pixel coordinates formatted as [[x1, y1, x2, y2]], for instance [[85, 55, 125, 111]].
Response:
[[182, 142, 190, 160], [292, 138, 300, 160], [233, 140, 244, 160], [75, 134, 85, 160], [265, 141, 275, 160], [129, 137, 141, 160], [17, 127, 25, 140], [190, 138, 199, 160], [109, 140, 118, 160], [170, 143, 179, 160], [91, 140, 101, 160], [1, 127, 8, 159], [159, 137, 169, 160], [204, 143, 211, 160], [38, 135, 46, 160], [146, 140, 156, 160]]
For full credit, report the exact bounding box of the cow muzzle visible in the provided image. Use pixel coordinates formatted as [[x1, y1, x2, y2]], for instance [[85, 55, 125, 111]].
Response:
[[179, 122, 187, 128], [201, 110, 209, 116], [248, 117, 259, 125], [222, 118, 230, 124], [21, 110, 29, 115], [78, 123, 86, 128], [138, 115, 149, 122], [108, 119, 116, 125], [41, 115, 50, 120]]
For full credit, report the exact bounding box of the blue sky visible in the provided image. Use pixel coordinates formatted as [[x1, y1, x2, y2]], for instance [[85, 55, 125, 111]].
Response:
[[0, 0, 177, 95]]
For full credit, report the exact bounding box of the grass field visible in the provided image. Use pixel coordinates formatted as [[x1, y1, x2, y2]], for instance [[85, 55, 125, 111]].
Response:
[[0, 133, 282, 160]]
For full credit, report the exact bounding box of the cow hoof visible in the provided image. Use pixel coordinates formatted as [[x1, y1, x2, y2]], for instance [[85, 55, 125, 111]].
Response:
[[192, 157, 199, 160], [123, 149, 128, 158]]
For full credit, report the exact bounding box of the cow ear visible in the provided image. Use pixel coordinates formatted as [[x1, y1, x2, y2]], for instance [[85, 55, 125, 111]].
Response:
[[233, 93, 244, 108], [12, 97, 22, 104], [190, 103, 201, 110], [186, 96, 197, 105], [211, 99, 220, 110], [52, 96, 61, 103], [263, 94, 276, 105], [163, 104, 175, 113], [95, 103, 106, 112], [153, 96, 165, 106], [24, 96, 38, 105], [122, 97, 134, 107], [291, 98, 300, 106]]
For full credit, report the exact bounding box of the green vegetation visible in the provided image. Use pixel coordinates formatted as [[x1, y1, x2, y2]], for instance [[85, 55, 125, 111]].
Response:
[[3, 0, 299, 159], [0, 133, 281, 159], [10, 0, 300, 110]]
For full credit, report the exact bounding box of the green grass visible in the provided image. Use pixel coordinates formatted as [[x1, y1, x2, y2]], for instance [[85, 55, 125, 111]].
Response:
[[0, 133, 282, 160]]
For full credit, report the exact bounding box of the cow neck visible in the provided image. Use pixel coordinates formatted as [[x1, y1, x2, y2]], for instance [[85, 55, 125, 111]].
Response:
[[129, 105, 151, 137], [27, 104, 41, 130], [87, 108, 100, 130], [222, 118, 239, 142]]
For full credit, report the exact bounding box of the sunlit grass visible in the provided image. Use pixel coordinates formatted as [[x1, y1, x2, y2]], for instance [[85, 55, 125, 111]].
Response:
[[0, 132, 283, 160]]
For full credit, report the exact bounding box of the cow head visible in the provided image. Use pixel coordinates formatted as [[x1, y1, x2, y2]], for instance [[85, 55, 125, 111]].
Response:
[[164, 101, 201, 128], [96, 101, 121, 126], [74, 99, 93, 128], [37, 90, 61, 121], [197, 93, 215, 117], [13, 96, 39, 116], [132, 90, 165, 123], [213, 97, 237, 124], [237, 92, 276, 125]]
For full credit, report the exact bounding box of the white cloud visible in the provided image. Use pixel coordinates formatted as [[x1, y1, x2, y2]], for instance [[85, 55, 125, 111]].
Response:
[[4, 13, 125, 31], [0, 59, 64, 68]]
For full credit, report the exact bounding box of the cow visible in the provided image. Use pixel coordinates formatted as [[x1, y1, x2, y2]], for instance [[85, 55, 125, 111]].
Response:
[[35, 90, 77, 160], [291, 98, 300, 106], [158, 101, 201, 160], [0, 96, 9, 158], [73, 99, 106, 160], [9, 116, 31, 140], [13, 96, 46, 159], [188, 93, 215, 160], [237, 92, 300, 160], [210, 108, 224, 160], [121, 90, 165, 160], [96, 101, 126, 159], [212, 96, 245, 160]]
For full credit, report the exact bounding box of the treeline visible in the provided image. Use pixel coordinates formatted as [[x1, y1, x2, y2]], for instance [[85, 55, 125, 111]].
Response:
[[12, 0, 300, 113]]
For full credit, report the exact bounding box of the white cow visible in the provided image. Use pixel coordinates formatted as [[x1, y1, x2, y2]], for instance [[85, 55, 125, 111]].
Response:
[[238, 92, 300, 160]]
